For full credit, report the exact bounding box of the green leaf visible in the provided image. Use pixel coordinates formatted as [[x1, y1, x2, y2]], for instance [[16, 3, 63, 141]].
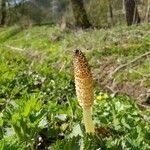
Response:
[[55, 114, 67, 122], [0, 118, 3, 127], [69, 124, 83, 138]]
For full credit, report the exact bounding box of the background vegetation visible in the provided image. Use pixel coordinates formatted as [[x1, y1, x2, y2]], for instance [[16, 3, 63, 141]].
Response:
[[0, 0, 150, 27]]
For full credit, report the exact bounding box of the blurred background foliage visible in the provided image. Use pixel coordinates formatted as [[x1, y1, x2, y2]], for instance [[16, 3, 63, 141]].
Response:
[[0, 0, 149, 28]]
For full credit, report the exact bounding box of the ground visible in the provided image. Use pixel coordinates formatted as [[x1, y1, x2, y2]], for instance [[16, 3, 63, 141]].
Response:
[[0, 24, 150, 149], [0, 24, 150, 105]]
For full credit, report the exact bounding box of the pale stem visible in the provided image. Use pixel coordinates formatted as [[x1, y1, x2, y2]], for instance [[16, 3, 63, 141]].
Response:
[[82, 106, 95, 133]]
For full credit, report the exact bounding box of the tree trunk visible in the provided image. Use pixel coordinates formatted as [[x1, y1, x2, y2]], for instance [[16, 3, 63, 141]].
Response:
[[70, 0, 91, 28], [145, 0, 150, 23], [124, 0, 141, 26], [1, 0, 7, 25], [108, 1, 114, 26]]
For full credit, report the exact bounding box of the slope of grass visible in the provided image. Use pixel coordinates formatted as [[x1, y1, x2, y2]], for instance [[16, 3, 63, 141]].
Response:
[[0, 24, 150, 149]]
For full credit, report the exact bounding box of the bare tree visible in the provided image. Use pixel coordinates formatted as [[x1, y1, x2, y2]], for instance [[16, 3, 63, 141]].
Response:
[[1, 0, 6, 25], [124, 0, 141, 25], [108, 0, 114, 26], [145, 0, 150, 23], [70, 0, 91, 28]]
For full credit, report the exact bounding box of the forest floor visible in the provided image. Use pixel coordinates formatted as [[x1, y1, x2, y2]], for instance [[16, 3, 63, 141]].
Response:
[[0, 24, 150, 149], [1, 24, 150, 107]]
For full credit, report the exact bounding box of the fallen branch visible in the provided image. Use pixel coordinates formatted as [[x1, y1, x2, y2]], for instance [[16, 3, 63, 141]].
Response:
[[5, 45, 46, 61], [110, 51, 150, 78], [5, 45, 25, 52]]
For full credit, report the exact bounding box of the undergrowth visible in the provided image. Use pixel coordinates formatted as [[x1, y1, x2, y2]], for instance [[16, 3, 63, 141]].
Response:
[[0, 24, 150, 149]]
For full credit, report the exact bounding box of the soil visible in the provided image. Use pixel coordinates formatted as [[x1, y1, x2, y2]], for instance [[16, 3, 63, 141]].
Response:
[[93, 55, 150, 109]]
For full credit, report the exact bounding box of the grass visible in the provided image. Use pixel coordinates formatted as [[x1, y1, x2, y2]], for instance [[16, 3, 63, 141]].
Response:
[[0, 24, 150, 149]]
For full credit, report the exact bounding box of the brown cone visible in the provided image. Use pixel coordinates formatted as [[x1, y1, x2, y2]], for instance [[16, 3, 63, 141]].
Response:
[[73, 50, 93, 107]]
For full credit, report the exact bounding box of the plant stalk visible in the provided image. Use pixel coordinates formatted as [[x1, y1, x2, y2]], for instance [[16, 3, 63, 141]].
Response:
[[83, 106, 95, 133]]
